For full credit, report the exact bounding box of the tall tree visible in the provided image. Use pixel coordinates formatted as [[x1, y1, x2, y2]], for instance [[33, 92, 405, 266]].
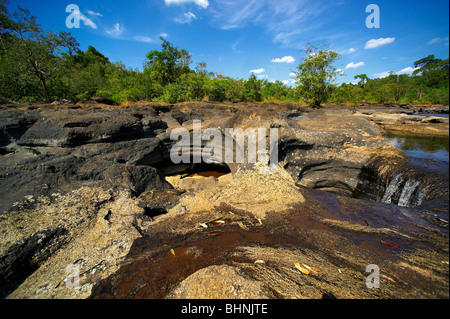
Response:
[[144, 37, 192, 86], [413, 54, 449, 88], [294, 43, 341, 107], [1, 2, 79, 101], [354, 74, 369, 88]]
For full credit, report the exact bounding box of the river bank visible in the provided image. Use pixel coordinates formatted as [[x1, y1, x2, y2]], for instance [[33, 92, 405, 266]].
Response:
[[0, 101, 448, 299], [353, 104, 449, 137]]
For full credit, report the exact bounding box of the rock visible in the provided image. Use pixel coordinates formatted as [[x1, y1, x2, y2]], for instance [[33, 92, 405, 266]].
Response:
[[0, 102, 448, 299], [103, 164, 173, 196], [138, 189, 183, 211], [90, 96, 118, 105], [18, 110, 143, 147], [354, 106, 449, 137], [178, 175, 220, 191], [358, 100, 371, 106], [167, 265, 273, 299], [2, 188, 144, 299], [51, 99, 74, 105]]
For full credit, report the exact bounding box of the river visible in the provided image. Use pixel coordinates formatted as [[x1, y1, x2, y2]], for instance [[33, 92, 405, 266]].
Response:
[[384, 132, 449, 163]]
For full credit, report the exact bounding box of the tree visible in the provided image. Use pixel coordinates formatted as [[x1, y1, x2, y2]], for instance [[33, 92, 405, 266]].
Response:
[[144, 37, 192, 86], [242, 74, 262, 101], [413, 55, 449, 88], [0, 3, 79, 101], [294, 43, 341, 107], [354, 74, 369, 88]]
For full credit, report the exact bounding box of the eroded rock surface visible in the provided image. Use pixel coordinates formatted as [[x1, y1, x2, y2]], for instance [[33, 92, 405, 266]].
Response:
[[0, 102, 448, 299]]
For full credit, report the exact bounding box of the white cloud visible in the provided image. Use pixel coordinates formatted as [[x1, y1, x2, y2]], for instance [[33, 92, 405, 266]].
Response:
[[428, 37, 449, 45], [249, 68, 265, 74], [160, 32, 168, 37], [282, 80, 289, 85], [336, 69, 344, 74], [365, 37, 395, 49], [396, 66, 419, 75], [374, 67, 419, 78], [345, 61, 365, 69], [164, 0, 209, 8], [72, 10, 97, 29], [134, 36, 153, 43], [210, 0, 332, 46], [271, 56, 295, 63], [374, 71, 392, 79], [289, 72, 296, 77], [87, 10, 102, 17], [174, 12, 197, 24], [347, 48, 356, 54], [106, 23, 123, 36]]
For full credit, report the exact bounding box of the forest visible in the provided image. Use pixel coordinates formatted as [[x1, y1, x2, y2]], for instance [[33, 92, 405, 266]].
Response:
[[1, 2, 448, 106]]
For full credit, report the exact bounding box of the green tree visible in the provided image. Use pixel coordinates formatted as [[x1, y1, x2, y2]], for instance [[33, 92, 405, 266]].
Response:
[[262, 80, 289, 101], [144, 37, 192, 86], [413, 55, 449, 88], [354, 74, 369, 88], [0, 2, 79, 101], [294, 44, 341, 107], [242, 74, 262, 101]]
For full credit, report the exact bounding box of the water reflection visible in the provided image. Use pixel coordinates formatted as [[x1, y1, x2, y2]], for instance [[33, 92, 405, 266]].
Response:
[[384, 132, 449, 163], [409, 113, 449, 118]]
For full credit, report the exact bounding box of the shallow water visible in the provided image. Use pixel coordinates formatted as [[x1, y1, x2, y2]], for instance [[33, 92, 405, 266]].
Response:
[[408, 113, 449, 118], [384, 132, 449, 163]]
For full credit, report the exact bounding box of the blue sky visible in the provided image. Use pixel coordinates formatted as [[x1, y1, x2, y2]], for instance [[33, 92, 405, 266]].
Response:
[[8, 0, 449, 85]]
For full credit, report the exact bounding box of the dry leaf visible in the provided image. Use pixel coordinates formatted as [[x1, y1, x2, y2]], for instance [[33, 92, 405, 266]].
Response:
[[170, 249, 176, 256], [294, 262, 310, 275], [254, 260, 265, 264], [382, 274, 397, 284], [302, 264, 318, 274], [214, 220, 225, 224], [255, 216, 262, 224], [200, 223, 208, 229]]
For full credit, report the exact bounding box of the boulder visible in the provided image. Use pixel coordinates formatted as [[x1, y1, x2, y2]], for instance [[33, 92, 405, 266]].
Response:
[[103, 164, 173, 195], [167, 265, 273, 299]]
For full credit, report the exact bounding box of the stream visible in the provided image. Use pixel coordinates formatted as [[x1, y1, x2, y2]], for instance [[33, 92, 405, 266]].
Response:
[[379, 131, 449, 208]]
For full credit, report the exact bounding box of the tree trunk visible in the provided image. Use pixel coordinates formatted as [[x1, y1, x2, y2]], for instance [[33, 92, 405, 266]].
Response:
[[36, 72, 50, 102]]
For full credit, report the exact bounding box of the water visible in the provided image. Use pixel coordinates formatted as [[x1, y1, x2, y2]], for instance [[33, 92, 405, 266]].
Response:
[[381, 174, 403, 204], [384, 132, 449, 163], [380, 132, 449, 207], [409, 113, 449, 118]]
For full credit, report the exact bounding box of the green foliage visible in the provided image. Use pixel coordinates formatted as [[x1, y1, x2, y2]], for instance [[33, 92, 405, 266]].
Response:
[[0, 2, 448, 106], [242, 74, 262, 102], [294, 44, 341, 107], [0, 2, 79, 102], [329, 60, 449, 105], [144, 37, 192, 87], [206, 78, 229, 102]]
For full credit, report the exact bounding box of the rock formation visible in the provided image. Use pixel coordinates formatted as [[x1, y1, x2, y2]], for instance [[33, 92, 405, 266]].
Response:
[[0, 101, 448, 299]]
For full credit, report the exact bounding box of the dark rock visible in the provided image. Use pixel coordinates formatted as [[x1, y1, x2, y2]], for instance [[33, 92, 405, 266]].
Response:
[[138, 189, 183, 211], [0, 227, 68, 298], [103, 164, 173, 196], [90, 96, 118, 105], [18, 110, 144, 147]]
